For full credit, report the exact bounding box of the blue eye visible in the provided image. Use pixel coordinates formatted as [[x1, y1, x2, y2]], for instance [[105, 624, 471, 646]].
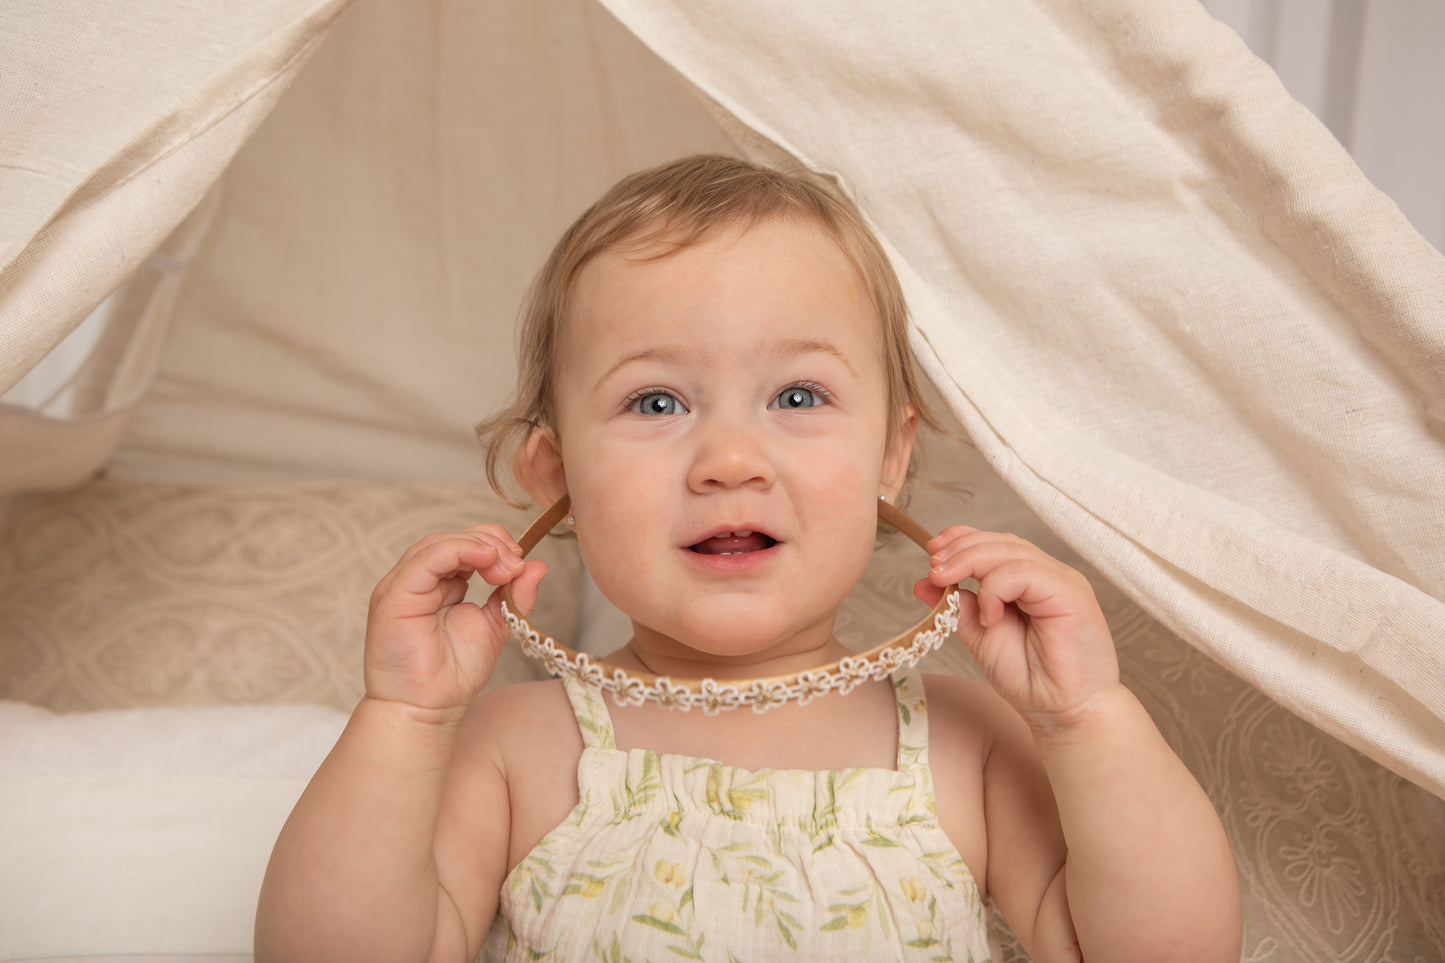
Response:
[[771, 386, 822, 410], [631, 391, 686, 416]]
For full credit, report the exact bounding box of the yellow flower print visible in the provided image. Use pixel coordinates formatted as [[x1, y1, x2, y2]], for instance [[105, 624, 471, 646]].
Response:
[[727, 789, 757, 813], [654, 860, 686, 887], [648, 902, 675, 923], [900, 876, 927, 904], [563, 859, 628, 902], [821, 899, 871, 933], [661, 809, 684, 838]]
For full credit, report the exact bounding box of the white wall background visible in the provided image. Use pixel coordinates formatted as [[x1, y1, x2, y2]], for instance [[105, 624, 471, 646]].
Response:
[[1201, 0, 1445, 254]]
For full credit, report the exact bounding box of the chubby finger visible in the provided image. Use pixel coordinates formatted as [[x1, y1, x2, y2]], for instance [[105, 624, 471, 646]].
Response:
[[929, 527, 1030, 562], [393, 525, 523, 570], [390, 533, 522, 599], [925, 524, 978, 555], [914, 578, 986, 639], [972, 557, 1089, 626], [929, 533, 1058, 586], [504, 559, 548, 616], [912, 576, 945, 607], [459, 522, 524, 556]]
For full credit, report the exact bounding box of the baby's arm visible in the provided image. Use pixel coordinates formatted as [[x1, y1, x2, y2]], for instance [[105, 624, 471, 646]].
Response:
[[254, 526, 545, 963], [919, 529, 1242, 962]]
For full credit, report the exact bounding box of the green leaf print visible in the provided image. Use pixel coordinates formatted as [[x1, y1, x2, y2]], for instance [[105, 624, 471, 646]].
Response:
[[562, 857, 630, 906], [661, 796, 686, 838], [703, 839, 804, 949], [577, 713, 608, 742], [898, 740, 926, 768], [562, 872, 609, 898], [919, 847, 972, 896], [509, 841, 560, 913], [875, 887, 892, 940], [823, 898, 870, 933], [803, 772, 841, 850], [696, 763, 772, 820], [611, 752, 661, 819], [591, 933, 637, 963], [631, 914, 687, 937], [776, 909, 801, 950]]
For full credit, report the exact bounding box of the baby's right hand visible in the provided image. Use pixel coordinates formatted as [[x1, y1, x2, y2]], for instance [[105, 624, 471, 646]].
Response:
[[363, 525, 546, 713]]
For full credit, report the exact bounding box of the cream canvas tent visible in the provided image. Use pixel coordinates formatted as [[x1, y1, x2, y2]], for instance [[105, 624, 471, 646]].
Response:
[[1, 0, 1443, 958]]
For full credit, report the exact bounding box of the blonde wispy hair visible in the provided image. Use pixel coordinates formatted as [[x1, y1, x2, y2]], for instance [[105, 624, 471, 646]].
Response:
[[477, 153, 938, 505]]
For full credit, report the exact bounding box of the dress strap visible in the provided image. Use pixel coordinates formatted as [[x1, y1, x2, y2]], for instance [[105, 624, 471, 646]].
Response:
[[561, 675, 617, 750], [892, 668, 931, 771]]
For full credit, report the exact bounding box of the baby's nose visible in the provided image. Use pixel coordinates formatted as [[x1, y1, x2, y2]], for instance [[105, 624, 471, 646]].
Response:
[[686, 425, 776, 492]]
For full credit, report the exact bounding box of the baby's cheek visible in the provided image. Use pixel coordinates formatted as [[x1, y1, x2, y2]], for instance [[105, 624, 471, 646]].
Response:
[[810, 473, 883, 570]]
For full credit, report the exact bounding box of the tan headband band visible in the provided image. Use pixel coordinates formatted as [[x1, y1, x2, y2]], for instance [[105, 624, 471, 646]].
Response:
[[500, 495, 959, 713]]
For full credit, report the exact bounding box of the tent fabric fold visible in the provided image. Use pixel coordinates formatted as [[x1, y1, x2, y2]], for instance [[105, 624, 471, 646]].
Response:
[[0, 0, 350, 397], [599, 0, 1445, 796]]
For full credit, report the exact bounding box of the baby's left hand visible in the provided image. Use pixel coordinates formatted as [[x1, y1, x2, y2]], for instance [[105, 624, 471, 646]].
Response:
[[914, 527, 1121, 733]]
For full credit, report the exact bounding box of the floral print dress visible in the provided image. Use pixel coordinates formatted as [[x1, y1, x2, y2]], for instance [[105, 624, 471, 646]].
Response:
[[482, 669, 991, 962]]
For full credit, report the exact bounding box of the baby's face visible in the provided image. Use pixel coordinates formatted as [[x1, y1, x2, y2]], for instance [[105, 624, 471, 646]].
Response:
[[550, 216, 910, 668]]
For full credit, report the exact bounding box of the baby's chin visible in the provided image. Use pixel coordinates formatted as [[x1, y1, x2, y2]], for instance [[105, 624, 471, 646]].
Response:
[[627, 614, 846, 675]]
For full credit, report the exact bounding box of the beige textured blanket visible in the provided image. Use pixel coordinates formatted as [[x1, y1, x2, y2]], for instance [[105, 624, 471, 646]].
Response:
[[1, 474, 1441, 958]]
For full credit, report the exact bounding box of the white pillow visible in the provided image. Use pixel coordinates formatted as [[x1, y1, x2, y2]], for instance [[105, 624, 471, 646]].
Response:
[[0, 701, 346, 960]]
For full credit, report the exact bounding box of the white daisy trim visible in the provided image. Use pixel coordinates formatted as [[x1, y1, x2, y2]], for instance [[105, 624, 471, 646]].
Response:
[[501, 589, 960, 715]]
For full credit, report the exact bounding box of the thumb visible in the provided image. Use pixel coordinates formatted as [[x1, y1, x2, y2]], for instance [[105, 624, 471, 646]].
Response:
[[912, 577, 944, 606], [507, 559, 548, 616]]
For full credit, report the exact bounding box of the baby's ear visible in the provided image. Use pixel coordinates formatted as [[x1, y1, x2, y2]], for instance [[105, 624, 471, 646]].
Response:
[[514, 426, 568, 507], [881, 403, 919, 501]]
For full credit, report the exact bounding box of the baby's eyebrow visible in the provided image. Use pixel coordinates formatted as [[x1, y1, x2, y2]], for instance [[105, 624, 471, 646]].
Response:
[[593, 337, 855, 392], [765, 337, 857, 376], [593, 344, 691, 392]]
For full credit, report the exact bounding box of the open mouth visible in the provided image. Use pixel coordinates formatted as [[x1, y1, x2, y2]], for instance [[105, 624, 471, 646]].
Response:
[[688, 530, 778, 556]]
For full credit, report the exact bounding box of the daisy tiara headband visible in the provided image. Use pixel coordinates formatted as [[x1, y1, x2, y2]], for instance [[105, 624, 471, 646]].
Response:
[[499, 495, 960, 714]]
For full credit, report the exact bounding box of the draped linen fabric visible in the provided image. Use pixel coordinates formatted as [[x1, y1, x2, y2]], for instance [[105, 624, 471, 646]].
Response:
[[0, 0, 350, 489], [597, 0, 1445, 798], [1, 0, 1442, 799]]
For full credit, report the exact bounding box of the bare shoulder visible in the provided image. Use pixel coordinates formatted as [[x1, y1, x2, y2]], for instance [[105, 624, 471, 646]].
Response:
[[921, 672, 1053, 791], [918, 675, 1003, 894], [920, 673, 1036, 789], [920, 673, 1059, 900], [919, 673, 1001, 796], [457, 678, 579, 763], [428, 679, 581, 954], [452, 678, 585, 874], [920, 673, 1020, 752]]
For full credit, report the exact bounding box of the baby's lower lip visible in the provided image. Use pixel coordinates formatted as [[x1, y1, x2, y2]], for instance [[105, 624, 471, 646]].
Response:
[[682, 538, 780, 572]]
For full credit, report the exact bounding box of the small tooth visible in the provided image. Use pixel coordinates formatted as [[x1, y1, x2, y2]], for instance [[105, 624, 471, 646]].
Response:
[[733, 530, 752, 537]]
